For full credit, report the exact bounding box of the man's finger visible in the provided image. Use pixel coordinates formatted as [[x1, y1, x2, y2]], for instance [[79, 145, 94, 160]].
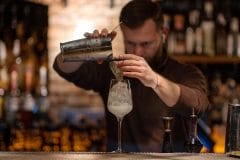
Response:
[[84, 32, 92, 38], [92, 30, 100, 38], [119, 53, 143, 61], [108, 31, 117, 41], [101, 28, 109, 37]]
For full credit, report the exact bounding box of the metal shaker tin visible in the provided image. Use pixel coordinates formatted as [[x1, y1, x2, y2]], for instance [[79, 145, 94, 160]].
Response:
[[225, 103, 240, 157], [60, 37, 113, 62]]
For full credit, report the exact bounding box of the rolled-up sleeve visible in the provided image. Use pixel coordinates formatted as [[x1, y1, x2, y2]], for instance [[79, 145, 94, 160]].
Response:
[[53, 58, 112, 93], [170, 64, 210, 116]]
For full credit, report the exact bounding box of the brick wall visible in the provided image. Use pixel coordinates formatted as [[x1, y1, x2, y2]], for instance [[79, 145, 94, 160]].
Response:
[[44, 0, 129, 109]]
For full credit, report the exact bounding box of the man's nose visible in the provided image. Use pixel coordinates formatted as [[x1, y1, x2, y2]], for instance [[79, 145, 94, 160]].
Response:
[[133, 45, 144, 56]]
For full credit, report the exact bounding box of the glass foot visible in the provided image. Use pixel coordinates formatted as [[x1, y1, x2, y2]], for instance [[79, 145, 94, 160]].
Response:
[[111, 149, 128, 153]]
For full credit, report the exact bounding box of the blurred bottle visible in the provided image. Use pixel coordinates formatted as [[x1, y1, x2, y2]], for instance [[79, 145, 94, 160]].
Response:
[[5, 11, 25, 127], [9, 9, 26, 93], [0, 39, 8, 119], [0, 3, 4, 31], [226, 78, 239, 104], [172, 14, 186, 55], [209, 73, 225, 125], [36, 53, 49, 114], [215, 13, 227, 55], [227, 17, 240, 57], [0, 40, 9, 98], [201, 0, 215, 56], [20, 32, 39, 128], [185, 110, 202, 153], [0, 39, 9, 151], [186, 9, 201, 55]]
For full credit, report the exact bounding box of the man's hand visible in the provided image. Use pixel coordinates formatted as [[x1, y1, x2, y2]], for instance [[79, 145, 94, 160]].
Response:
[[84, 29, 117, 64], [57, 29, 117, 71], [115, 53, 181, 107], [84, 29, 117, 40], [115, 54, 158, 89]]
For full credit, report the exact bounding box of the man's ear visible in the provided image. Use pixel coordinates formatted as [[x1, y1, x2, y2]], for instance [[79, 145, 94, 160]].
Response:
[[162, 27, 169, 43], [162, 33, 166, 43]]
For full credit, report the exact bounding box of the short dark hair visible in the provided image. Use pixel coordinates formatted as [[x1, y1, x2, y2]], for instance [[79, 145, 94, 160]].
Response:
[[119, 0, 163, 30]]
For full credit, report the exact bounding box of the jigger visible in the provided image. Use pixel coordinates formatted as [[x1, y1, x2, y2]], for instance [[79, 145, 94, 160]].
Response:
[[162, 116, 174, 153], [162, 116, 174, 132]]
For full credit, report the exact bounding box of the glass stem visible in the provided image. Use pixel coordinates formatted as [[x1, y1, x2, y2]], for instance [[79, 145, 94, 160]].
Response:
[[117, 117, 123, 152]]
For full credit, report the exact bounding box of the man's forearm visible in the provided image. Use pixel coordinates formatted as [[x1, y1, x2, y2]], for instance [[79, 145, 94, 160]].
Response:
[[56, 54, 83, 73], [153, 73, 181, 107]]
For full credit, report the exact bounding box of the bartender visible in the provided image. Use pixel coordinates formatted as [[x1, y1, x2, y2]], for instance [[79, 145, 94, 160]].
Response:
[[53, 0, 209, 152]]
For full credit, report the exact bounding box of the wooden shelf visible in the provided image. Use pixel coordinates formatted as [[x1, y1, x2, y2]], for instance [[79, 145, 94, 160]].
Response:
[[171, 55, 240, 64]]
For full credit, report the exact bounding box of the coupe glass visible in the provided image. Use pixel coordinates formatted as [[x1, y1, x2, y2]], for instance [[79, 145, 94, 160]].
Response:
[[107, 79, 132, 152]]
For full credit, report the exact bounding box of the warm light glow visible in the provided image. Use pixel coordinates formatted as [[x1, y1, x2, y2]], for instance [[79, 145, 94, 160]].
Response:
[[73, 20, 95, 39], [212, 125, 226, 153]]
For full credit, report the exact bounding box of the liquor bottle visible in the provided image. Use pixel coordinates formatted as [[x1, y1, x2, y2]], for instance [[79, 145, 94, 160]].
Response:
[[0, 39, 9, 151], [172, 14, 186, 55], [20, 32, 39, 128], [215, 13, 227, 55], [194, 0, 203, 55], [185, 109, 202, 153], [36, 53, 49, 114], [201, 0, 215, 56], [0, 39, 8, 113], [10, 21, 25, 95], [195, 26, 203, 55], [186, 9, 201, 55], [38, 53, 48, 96], [227, 17, 240, 57], [24, 32, 38, 95], [0, 94, 7, 151], [0, 2, 5, 31], [226, 78, 239, 104], [167, 14, 175, 55], [5, 64, 21, 126], [0, 40, 9, 93], [162, 13, 171, 52], [5, 12, 24, 127]]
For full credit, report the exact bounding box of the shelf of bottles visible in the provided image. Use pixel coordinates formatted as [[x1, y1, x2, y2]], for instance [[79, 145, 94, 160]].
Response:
[[159, 0, 240, 106], [0, 0, 48, 151], [0, 0, 98, 152], [159, 0, 240, 153], [0, 1, 107, 152], [159, 0, 240, 63]]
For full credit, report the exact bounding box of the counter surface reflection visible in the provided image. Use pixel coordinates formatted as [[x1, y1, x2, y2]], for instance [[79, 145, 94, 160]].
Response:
[[0, 152, 238, 160]]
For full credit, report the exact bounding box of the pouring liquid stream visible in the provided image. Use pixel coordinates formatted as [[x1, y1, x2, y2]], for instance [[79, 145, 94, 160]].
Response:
[[109, 22, 124, 81]]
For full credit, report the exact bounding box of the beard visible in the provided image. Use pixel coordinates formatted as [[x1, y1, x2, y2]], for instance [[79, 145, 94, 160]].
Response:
[[148, 46, 167, 70]]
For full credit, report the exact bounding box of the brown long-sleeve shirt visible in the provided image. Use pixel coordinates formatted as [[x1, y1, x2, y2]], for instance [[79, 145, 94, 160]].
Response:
[[53, 53, 209, 152]]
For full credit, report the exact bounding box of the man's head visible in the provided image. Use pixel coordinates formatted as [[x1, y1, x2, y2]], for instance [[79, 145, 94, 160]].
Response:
[[119, 0, 163, 30], [119, 0, 164, 62]]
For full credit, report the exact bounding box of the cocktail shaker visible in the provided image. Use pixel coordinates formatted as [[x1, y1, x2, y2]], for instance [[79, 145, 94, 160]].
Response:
[[225, 103, 240, 157], [60, 37, 113, 62]]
